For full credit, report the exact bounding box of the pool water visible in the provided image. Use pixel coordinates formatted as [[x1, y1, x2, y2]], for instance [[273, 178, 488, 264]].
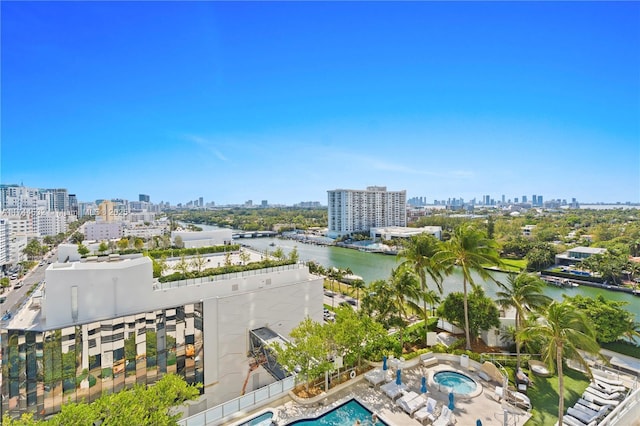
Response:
[[238, 410, 274, 426], [433, 371, 477, 395], [287, 399, 388, 426]]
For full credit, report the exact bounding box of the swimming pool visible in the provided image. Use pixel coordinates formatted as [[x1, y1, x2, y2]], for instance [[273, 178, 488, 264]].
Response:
[[237, 410, 275, 426], [287, 399, 388, 426], [433, 371, 479, 396]]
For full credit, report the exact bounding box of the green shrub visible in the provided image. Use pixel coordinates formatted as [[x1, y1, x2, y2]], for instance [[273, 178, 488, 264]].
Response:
[[363, 334, 402, 360], [158, 258, 295, 283]]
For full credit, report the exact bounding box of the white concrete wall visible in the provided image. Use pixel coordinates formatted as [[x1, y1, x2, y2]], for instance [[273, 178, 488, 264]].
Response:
[[43, 258, 322, 333], [203, 277, 322, 406], [57, 243, 82, 262]]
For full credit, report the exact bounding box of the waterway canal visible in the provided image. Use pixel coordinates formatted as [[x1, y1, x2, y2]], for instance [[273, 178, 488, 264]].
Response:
[[193, 224, 640, 320]]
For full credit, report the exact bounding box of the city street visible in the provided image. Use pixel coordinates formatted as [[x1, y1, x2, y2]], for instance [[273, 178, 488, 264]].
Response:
[[1, 249, 54, 320]]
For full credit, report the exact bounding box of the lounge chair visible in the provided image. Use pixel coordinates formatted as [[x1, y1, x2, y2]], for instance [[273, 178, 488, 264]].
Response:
[[396, 391, 419, 407], [504, 387, 531, 410], [582, 391, 621, 407], [572, 403, 598, 418], [592, 372, 624, 386], [399, 393, 429, 416], [567, 407, 604, 425], [584, 386, 621, 400], [573, 402, 611, 422], [414, 397, 438, 424], [576, 398, 612, 413], [381, 381, 407, 400], [432, 405, 453, 426], [364, 368, 391, 386], [562, 414, 596, 426], [593, 379, 626, 394], [420, 352, 438, 367], [515, 368, 530, 386]]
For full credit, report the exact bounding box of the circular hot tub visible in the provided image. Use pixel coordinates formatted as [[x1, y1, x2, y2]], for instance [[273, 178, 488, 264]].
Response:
[[430, 370, 482, 398]]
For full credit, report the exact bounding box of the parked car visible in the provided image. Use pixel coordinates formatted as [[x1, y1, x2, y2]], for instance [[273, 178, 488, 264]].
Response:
[[13, 281, 23, 289], [0, 297, 6, 304], [2, 312, 12, 321]]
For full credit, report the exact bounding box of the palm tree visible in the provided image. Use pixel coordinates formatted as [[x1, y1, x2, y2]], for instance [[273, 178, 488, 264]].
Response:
[[495, 272, 551, 369], [436, 224, 501, 350], [327, 267, 343, 309], [520, 301, 600, 425], [350, 279, 366, 309], [398, 234, 444, 346], [388, 265, 424, 350]]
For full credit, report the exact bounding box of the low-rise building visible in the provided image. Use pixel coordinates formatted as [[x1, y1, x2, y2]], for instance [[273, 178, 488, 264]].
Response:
[[85, 221, 124, 241], [370, 226, 442, 241], [555, 246, 607, 266]]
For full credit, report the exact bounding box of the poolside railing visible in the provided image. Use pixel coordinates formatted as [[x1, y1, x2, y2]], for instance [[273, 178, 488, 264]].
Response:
[[598, 386, 640, 426], [177, 376, 295, 426]]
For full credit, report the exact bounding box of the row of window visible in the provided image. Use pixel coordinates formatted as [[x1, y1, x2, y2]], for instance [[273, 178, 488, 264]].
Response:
[[2, 303, 204, 419]]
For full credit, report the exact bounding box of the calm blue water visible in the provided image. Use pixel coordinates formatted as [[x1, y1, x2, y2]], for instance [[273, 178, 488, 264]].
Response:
[[191, 223, 640, 321], [238, 411, 274, 426], [433, 371, 477, 395], [287, 399, 387, 426]]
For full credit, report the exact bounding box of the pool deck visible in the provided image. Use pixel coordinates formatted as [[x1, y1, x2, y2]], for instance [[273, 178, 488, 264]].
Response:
[[270, 361, 531, 425]]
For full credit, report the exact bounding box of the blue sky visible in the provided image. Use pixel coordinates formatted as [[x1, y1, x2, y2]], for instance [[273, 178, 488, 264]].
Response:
[[2, 1, 639, 205]]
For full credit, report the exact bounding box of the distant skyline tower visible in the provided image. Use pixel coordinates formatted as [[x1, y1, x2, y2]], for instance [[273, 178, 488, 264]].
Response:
[[501, 194, 505, 204], [139, 194, 150, 203], [522, 195, 527, 203], [68, 194, 78, 216], [199, 197, 204, 207], [43, 188, 69, 212]]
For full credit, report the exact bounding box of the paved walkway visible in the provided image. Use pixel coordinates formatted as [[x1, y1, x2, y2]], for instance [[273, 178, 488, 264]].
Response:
[[271, 361, 531, 425]]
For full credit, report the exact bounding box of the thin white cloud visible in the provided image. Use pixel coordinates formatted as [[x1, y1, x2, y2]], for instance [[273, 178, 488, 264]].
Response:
[[184, 135, 229, 162], [326, 148, 474, 179]]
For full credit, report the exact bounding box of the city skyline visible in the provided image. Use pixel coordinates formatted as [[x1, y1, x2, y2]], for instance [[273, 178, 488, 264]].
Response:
[[2, 2, 639, 204]]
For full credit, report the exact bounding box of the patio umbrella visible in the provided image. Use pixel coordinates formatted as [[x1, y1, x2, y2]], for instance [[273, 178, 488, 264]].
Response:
[[448, 391, 455, 410], [421, 376, 427, 393], [382, 355, 387, 371], [396, 369, 402, 385]]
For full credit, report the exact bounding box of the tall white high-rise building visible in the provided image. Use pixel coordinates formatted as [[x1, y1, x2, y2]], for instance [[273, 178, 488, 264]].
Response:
[[0, 219, 9, 268], [327, 186, 406, 236]]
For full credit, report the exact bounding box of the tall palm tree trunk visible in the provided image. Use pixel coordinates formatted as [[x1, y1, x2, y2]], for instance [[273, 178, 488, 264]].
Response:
[[423, 298, 428, 347], [463, 277, 472, 350], [515, 313, 521, 370], [557, 344, 565, 425]]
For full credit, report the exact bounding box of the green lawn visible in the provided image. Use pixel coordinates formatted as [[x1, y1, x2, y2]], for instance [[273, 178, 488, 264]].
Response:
[[525, 367, 590, 426], [500, 258, 528, 272]]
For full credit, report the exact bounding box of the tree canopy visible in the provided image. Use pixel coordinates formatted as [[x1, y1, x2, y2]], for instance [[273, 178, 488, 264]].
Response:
[[437, 286, 501, 344], [564, 294, 639, 343], [2, 374, 200, 425]]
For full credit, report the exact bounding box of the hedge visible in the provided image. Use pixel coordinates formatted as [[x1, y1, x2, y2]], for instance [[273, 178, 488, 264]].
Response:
[[158, 259, 296, 283]]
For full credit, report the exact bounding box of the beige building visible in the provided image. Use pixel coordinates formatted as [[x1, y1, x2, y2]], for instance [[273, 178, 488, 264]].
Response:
[[97, 200, 116, 222]]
